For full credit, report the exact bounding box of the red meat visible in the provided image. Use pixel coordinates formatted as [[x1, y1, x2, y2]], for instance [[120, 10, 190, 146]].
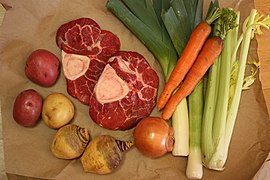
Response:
[[89, 51, 159, 130], [56, 18, 120, 104]]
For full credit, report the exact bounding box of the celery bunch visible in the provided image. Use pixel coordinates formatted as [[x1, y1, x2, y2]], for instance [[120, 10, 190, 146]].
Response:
[[202, 6, 270, 170]]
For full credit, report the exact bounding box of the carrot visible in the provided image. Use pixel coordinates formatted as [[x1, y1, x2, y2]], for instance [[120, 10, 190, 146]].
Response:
[[157, 7, 222, 111], [157, 22, 211, 110], [162, 37, 224, 120]]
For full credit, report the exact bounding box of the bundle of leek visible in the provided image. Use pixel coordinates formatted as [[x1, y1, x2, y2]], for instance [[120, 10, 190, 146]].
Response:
[[106, 0, 201, 157], [202, 7, 270, 170]]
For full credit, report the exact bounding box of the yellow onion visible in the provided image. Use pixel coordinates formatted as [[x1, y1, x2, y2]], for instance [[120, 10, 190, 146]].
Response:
[[133, 117, 174, 158]]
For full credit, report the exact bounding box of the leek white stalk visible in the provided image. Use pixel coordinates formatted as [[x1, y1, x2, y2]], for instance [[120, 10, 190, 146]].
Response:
[[186, 149, 203, 179], [172, 98, 189, 156], [186, 80, 204, 179]]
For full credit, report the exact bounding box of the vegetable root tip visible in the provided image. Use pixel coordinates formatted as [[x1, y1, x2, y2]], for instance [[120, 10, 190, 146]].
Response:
[[115, 139, 134, 152], [162, 111, 171, 121], [157, 97, 167, 111]]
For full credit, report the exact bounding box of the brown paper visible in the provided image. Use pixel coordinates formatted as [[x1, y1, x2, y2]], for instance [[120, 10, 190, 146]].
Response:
[[0, 0, 270, 179]]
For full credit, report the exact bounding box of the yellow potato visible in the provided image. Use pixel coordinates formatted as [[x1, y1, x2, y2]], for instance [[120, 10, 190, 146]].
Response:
[[42, 93, 74, 129]]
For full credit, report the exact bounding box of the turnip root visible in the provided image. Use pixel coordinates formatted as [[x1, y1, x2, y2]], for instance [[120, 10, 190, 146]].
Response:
[[51, 124, 90, 159], [80, 135, 133, 174]]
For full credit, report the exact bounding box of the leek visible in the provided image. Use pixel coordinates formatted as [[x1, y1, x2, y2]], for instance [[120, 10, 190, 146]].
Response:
[[161, 0, 192, 55], [161, 0, 194, 157], [161, 0, 203, 157], [186, 80, 204, 179], [106, 0, 178, 78], [185, 0, 204, 178]]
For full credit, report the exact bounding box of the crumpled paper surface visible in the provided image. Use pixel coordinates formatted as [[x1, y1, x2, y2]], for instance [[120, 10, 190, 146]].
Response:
[[253, 153, 270, 180], [0, 0, 270, 180]]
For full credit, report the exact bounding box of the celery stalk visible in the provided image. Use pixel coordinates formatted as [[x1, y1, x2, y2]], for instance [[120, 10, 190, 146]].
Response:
[[222, 9, 257, 167], [202, 12, 239, 167], [201, 6, 238, 170], [201, 56, 220, 165], [230, 11, 240, 65], [205, 11, 256, 170], [202, 8, 270, 170], [201, 5, 223, 168], [203, 24, 236, 171], [213, 28, 233, 151], [225, 9, 269, 169]]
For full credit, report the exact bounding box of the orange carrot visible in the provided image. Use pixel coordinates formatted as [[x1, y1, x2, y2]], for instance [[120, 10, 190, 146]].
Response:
[[157, 22, 212, 110], [162, 37, 224, 120]]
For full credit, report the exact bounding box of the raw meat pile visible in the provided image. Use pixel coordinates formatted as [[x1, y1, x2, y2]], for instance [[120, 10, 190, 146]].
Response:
[[56, 18, 159, 130]]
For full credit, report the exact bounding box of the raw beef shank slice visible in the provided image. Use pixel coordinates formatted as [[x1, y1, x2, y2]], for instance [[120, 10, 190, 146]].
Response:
[[56, 18, 120, 104], [89, 51, 159, 130]]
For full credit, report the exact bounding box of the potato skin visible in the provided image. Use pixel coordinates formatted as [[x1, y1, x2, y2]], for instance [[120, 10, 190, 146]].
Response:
[[13, 89, 42, 127], [42, 93, 74, 129], [25, 49, 60, 87]]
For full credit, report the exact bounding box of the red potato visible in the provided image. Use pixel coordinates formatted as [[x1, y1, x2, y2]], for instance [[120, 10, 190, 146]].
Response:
[[25, 49, 60, 87], [13, 89, 43, 127]]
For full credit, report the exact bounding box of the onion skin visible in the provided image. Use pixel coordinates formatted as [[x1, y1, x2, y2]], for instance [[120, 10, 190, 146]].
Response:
[[133, 117, 174, 158]]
